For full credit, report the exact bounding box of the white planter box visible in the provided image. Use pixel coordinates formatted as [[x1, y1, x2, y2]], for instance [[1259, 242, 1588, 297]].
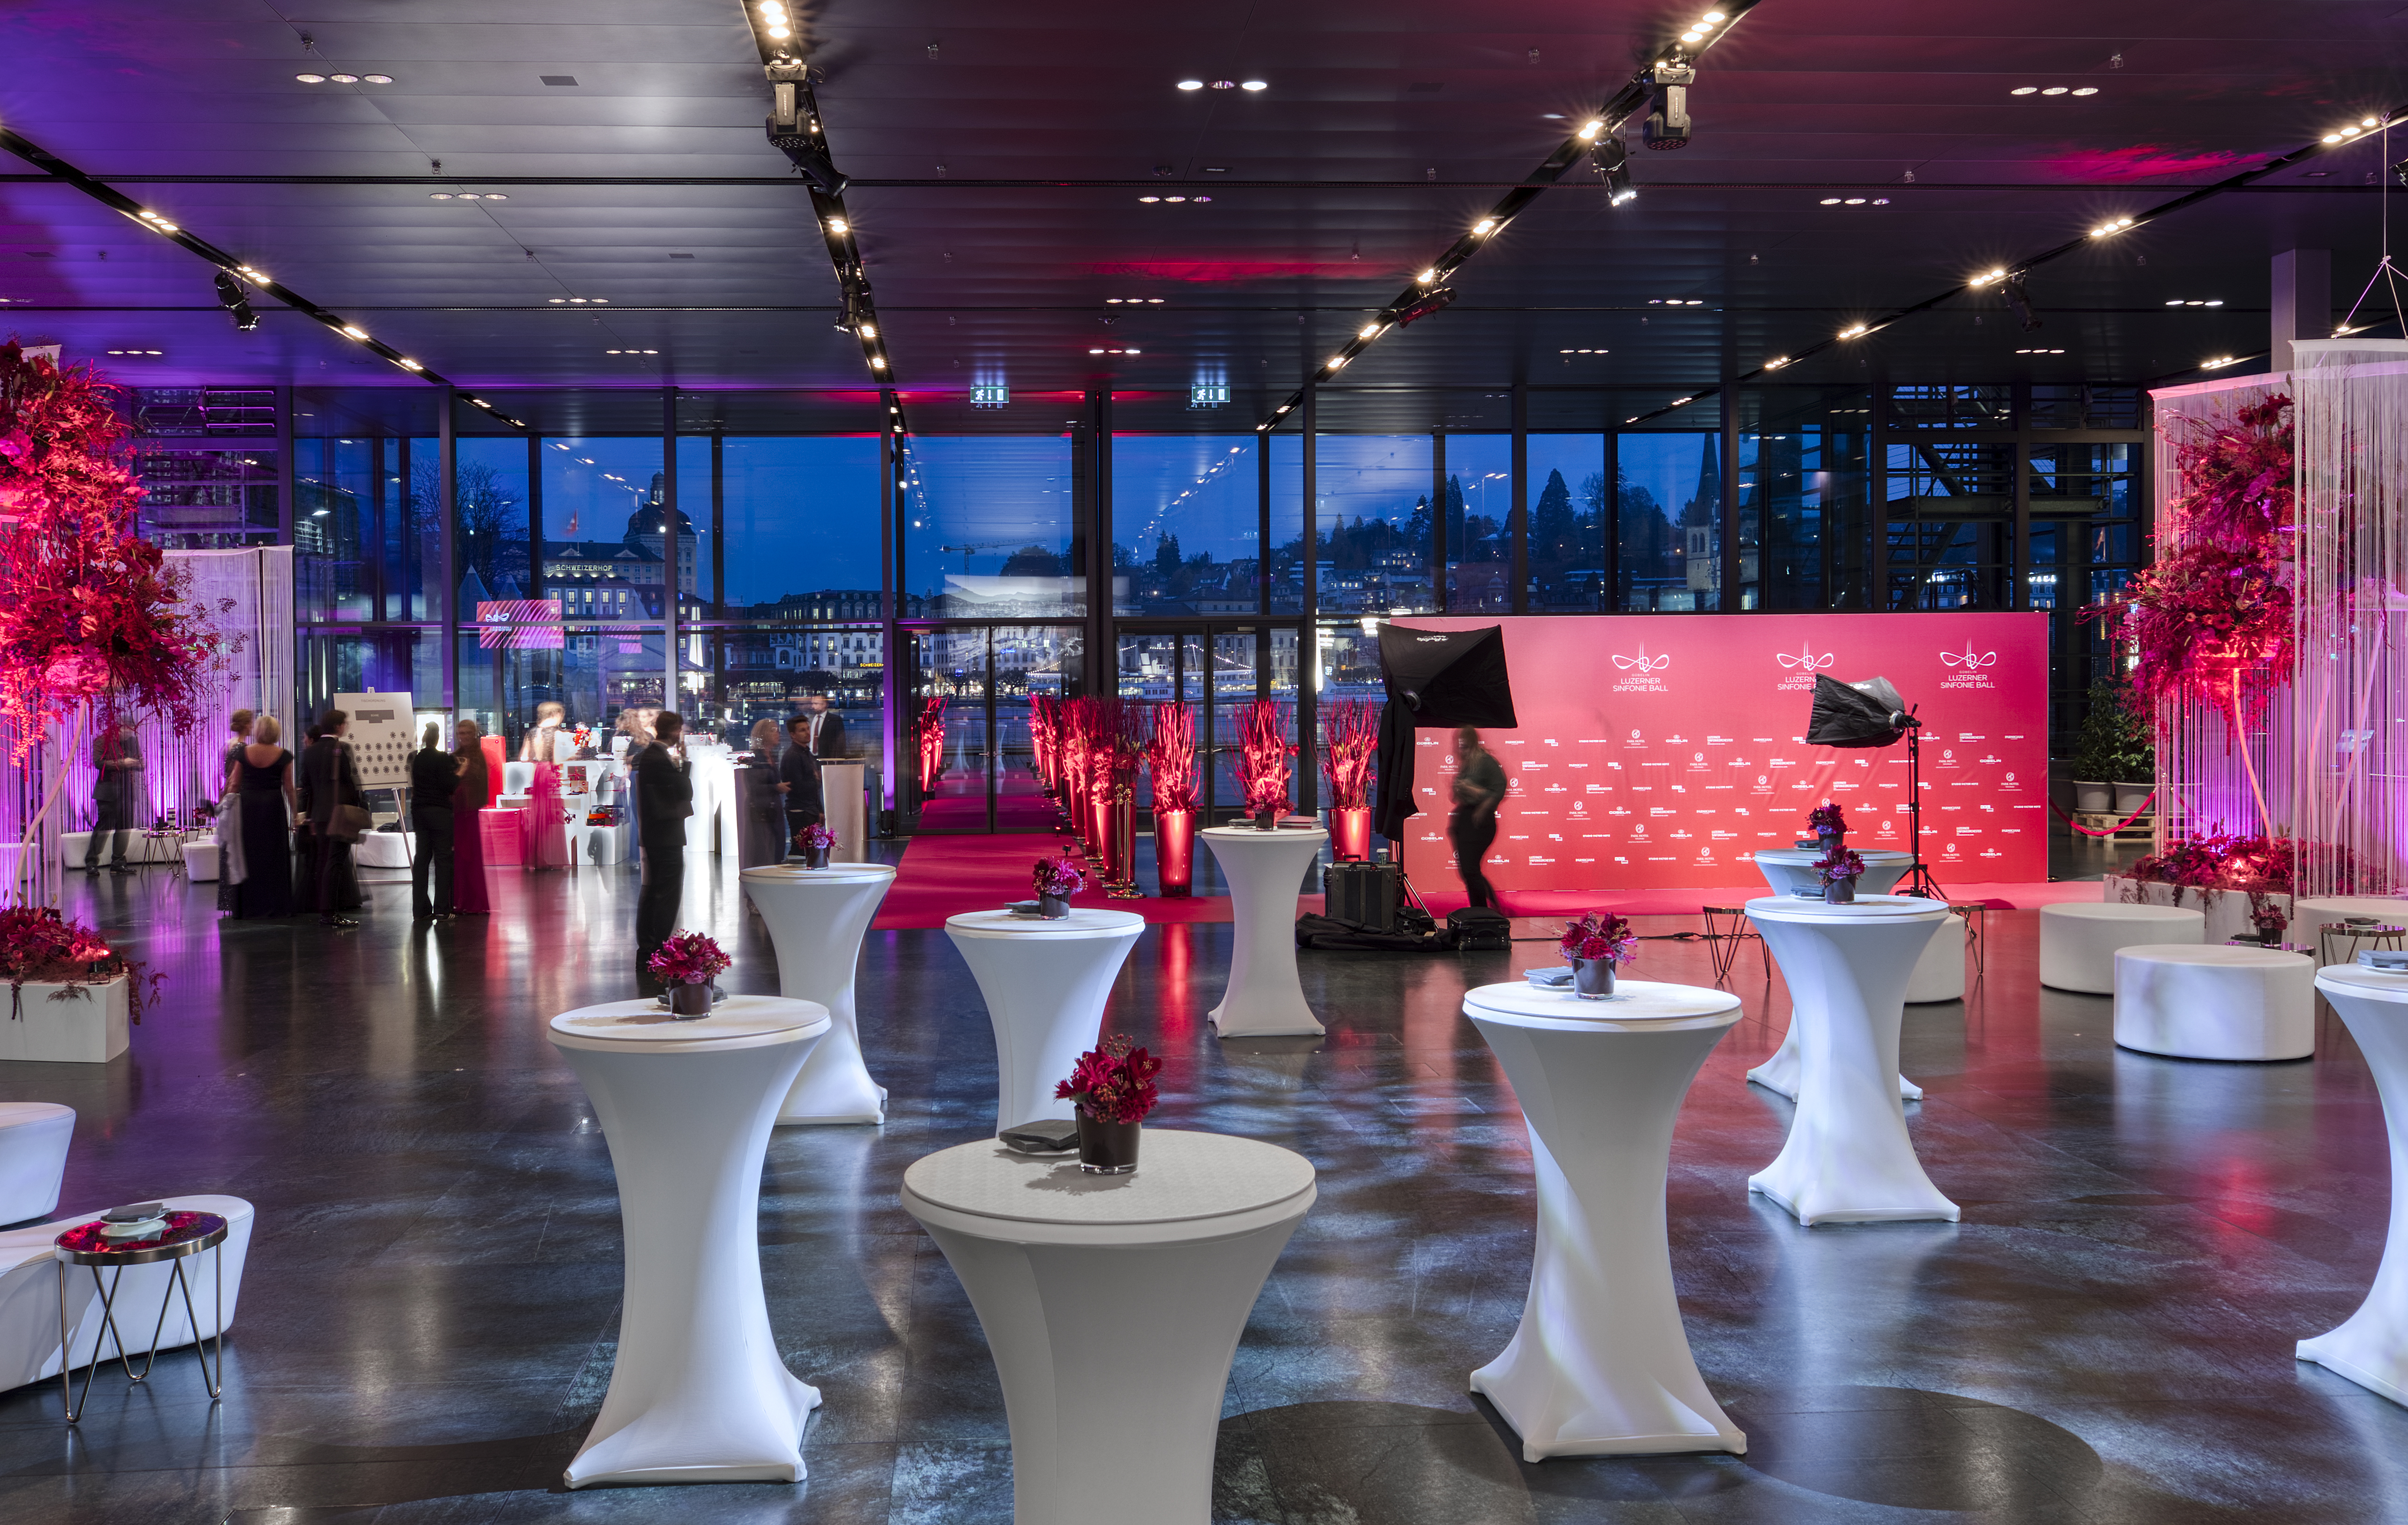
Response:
[[0, 975, 129, 1064], [2104, 877, 2289, 945]]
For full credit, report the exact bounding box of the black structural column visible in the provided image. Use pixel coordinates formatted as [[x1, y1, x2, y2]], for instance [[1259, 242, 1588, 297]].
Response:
[[1297, 383, 1318, 814], [661, 388, 680, 718], [1510, 384, 1529, 615], [439, 392, 458, 712]]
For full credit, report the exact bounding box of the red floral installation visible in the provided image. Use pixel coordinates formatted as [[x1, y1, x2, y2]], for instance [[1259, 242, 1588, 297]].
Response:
[[1054, 1032, 1163, 1125], [1319, 698, 1378, 812], [1148, 701, 1199, 814], [1558, 911, 1637, 967], [0, 904, 158, 1023], [645, 929, 731, 986], [1033, 854, 1085, 899], [1235, 699, 1294, 817]]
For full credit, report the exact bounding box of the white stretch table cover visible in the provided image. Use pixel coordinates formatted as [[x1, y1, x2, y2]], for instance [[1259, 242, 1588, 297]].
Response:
[[1743, 896, 1957, 1225], [2112, 944, 2316, 1061], [1463, 981, 1747, 1459], [901, 1131, 1315, 1525], [742, 864, 898, 1124], [1201, 825, 1328, 1037], [1748, 895, 1938, 1101], [0, 1102, 73, 1225], [2039, 901, 2203, 993], [547, 996, 832, 1488], [2300, 967, 2408, 1403], [944, 909, 1145, 1133], [1750, 849, 1914, 898]]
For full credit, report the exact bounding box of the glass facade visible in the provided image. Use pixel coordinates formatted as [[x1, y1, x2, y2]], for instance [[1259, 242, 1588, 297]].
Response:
[[284, 380, 2146, 828]]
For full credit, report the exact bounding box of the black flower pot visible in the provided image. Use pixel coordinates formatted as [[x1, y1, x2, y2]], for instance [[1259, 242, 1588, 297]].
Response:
[[1038, 893, 1070, 920], [1817, 830, 1844, 854], [669, 982, 713, 1017], [1824, 877, 1857, 905], [1076, 1108, 1141, 1174], [1254, 809, 1279, 831], [803, 844, 830, 869], [1573, 958, 1617, 1000]]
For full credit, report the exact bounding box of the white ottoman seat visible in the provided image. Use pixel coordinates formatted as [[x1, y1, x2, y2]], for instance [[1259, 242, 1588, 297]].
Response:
[[1905, 914, 1967, 1003], [0, 1104, 74, 1225], [2113, 945, 2315, 1061], [0, 1193, 254, 1394], [2040, 902, 2205, 993]]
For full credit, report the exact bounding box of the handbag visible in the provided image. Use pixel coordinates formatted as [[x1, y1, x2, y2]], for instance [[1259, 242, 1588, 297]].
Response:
[[331, 803, 373, 842]]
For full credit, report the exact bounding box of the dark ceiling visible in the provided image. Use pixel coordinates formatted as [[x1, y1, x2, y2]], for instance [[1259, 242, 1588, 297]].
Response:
[[2, 0, 2406, 430]]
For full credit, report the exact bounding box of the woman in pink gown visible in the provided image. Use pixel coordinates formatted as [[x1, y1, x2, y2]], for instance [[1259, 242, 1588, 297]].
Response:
[[452, 720, 494, 914], [521, 702, 570, 869]]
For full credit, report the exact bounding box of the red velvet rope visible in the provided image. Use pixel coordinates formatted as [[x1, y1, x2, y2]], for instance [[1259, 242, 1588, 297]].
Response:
[[2049, 792, 2157, 837]]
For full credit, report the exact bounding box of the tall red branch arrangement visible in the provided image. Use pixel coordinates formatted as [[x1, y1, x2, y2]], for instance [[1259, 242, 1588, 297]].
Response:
[[1319, 698, 1378, 811], [0, 342, 236, 900], [1148, 701, 1198, 813], [1236, 699, 1293, 817]]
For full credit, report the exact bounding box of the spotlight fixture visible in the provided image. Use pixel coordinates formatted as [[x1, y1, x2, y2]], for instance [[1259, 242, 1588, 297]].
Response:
[[1643, 60, 1695, 150], [1577, 120, 1604, 140], [2202, 355, 2240, 369], [397, 358, 422, 371], [1763, 356, 1791, 370], [1177, 80, 1204, 91], [1472, 218, 1497, 235], [1391, 285, 1457, 325], [213, 271, 258, 332], [1969, 268, 2007, 289], [763, 58, 849, 196], [236, 265, 267, 282], [2087, 216, 2135, 237], [2322, 116, 2385, 144], [1358, 323, 1382, 339], [340, 324, 368, 339], [1324, 355, 1347, 370], [1838, 323, 1870, 339], [826, 217, 848, 235], [1416, 268, 1438, 284], [1592, 137, 1635, 205], [2002, 274, 2041, 330]]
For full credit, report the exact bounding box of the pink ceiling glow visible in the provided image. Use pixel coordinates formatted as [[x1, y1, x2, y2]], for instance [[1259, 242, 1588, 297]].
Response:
[[2040, 144, 2266, 181]]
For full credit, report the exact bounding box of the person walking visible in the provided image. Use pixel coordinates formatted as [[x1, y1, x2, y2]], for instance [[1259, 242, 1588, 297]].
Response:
[[1449, 725, 1508, 911], [451, 720, 493, 915], [221, 714, 297, 920], [298, 708, 368, 927], [779, 714, 824, 855], [85, 717, 144, 874], [411, 721, 460, 920], [633, 710, 694, 991]]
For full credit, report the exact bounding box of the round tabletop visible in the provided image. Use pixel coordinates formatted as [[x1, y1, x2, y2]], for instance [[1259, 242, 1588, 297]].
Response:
[[2115, 943, 2312, 969], [945, 907, 1145, 937], [1745, 893, 1950, 923], [55, 1210, 227, 1266], [740, 863, 896, 883], [1465, 978, 1742, 1031], [2296, 896, 2408, 922], [2317, 965, 2408, 1002], [548, 995, 832, 1052], [1201, 824, 1328, 843], [903, 1129, 1315, 1228], [2044, 900, 2204, 924], [1752, 848, 1915, 866]]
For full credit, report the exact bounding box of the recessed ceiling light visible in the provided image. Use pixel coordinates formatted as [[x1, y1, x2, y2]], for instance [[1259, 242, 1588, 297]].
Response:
[[363, 75, 393, 84], [2010, 86, 2038, 95], [1177, 80, 1204, 91], [1148, 297, 1163, 303], [330, 74, 360, 83], [1820, 197, 1841, 205], [1211, 80, 1237, 90], [1844, 197, 1866, 205], [483, 192, 507, 200], [1240, 80, 1267, 91], [1138, 195, 1160, 203], [2040, 86, 2067, 96], [430, 192, 453, 199], [296, 73, 326, 84], [2071, 87, 2098, 96], [1166, 195, 1186, 203]]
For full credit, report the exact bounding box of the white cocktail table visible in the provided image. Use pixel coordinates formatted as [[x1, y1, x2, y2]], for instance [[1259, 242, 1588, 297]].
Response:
[[1747, 892, 1936, 1102], [548, 996, 832, 1487], [944, 909, 1145, 1133], [2299, 965, 2408, 1403], [902, 1131, 1314, 1525], [1743, 895, 1957, 1225], [1463, 980, 1746, 1459], [1201, 824, 1327, 1037], [1751, 848, 1913, 898], [742, 864, 898, 1124]]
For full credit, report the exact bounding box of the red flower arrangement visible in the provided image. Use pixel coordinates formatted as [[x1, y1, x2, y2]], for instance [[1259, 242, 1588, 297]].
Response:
[[1054, 1032, 1163, 1125], [1816, 847, 1868, 885], [1236, 699, 1294, 817], [796, 822, 836, 851], [1558, 911, 1637, 966], [1806, 802, 1846, 835], [1319, 698, 1379, 811], [0, 905, 157, 1022], [1148, 701, 1199, 813], [1033, 854, 1085, 899], [916, 695, 947, 785], [645, 929, 730, 986]]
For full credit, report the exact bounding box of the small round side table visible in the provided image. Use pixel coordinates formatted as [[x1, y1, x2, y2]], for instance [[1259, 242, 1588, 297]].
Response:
[[53, 1210, 228, 1422]]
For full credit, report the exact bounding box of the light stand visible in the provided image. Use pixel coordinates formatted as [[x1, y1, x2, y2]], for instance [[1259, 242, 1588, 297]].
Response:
[[1895, 716, 1946, 901], [1805, 673, 1946, 900]]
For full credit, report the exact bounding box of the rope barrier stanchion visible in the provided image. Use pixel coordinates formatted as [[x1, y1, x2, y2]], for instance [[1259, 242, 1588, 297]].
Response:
[[2049, 792, 2156, 838]]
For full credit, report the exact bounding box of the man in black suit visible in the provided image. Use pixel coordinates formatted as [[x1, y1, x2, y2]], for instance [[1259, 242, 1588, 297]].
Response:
[[801, 694, 848, 759], [778, 714, 824, 854], [633, 710, 695, 992], [85, 719, 143, 874]]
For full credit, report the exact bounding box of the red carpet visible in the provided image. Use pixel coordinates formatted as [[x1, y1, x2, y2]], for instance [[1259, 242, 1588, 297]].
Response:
[[1414, 881, 2100, 917], [873, 831, 1324, 929]]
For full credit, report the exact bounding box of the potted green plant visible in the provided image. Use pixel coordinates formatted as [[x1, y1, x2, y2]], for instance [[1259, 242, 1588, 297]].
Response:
[[2071, 676, 2153, 815]]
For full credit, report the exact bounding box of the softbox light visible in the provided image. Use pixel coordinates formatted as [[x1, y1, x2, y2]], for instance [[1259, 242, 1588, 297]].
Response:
[[1806, 673, 1914, 748], [1377, 624, 1517, 727]]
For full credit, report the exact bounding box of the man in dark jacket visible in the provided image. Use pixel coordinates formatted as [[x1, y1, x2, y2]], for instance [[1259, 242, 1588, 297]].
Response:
[[801, 694, 848, 758], [779, 714, 824, 854], [85, 720, 143, 873], [1449, 725, 1508, 910], [410, 724, 459, 920], [298, 708, 367, 927], [634, 710, 695, 991]]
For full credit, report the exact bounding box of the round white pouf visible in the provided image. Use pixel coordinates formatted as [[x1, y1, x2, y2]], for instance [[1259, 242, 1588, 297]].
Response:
[[1751, 848, 1914, 898], [1463, 981, 1746, 1459], [742, 864, 897, 1124], [0, 1102, 74, 1225], [1744, 895, 1957, 1225], [2299, 966, 2408, 1403], [2111, 944, 2315, 1061], [903, 1131, 1315, 1525], [945, 909, 1145, 1133], [1201, 826, 1328, 1037], [549, 996, 831, 1488], [2039, 901, 2205, 994], [1904, 913, 1968, 1004]]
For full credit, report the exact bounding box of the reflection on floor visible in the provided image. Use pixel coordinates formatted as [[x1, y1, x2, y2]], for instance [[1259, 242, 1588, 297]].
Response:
[[0, 842, 2401, 1524]]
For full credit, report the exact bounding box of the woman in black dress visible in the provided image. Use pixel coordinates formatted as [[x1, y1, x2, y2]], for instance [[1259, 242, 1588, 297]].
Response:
[[223, 714, 298, 919]]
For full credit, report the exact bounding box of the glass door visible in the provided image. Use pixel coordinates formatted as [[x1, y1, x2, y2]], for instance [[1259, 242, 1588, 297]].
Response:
[[905, 623, 1084, 832]]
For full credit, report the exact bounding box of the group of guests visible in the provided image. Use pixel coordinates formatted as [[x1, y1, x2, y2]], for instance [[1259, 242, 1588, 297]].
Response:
[[217, 708, 503, 927], [745, 696, 850, 865]]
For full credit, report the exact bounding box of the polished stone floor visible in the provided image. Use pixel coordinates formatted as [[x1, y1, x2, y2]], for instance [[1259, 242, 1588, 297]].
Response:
[[1, 832, 2403, 1524]]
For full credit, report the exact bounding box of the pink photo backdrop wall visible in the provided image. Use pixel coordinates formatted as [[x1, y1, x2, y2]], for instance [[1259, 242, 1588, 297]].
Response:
[[1394, 611, 2051, 891]]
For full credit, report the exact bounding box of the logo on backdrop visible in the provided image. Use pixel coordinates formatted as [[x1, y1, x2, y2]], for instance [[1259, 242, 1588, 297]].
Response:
[[1773, 644, 1833, 690], [1938, 644, 1999, 690], [1611, 646, 1672, 693]]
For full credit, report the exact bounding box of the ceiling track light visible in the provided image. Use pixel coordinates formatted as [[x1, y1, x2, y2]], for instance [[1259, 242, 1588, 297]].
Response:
[[2087, 216, 2135, 237], [764, 59, 849, 196], [1643, 60, 1695, 150], [1591, 136, 1635, 205], [2002, 274, 2042, 331], [212, 271, 258, 332]]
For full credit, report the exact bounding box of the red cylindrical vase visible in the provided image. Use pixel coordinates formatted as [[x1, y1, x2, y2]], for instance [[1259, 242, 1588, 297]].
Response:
[[1155, 808, 1194, 898], [1332, 805, 1372, 862]]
